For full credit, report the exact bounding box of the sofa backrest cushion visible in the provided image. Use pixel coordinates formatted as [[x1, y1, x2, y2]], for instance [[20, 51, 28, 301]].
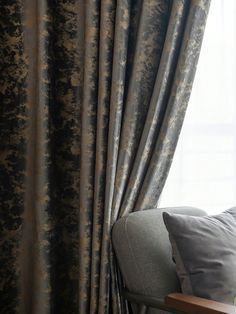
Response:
[[112, 207, 207, 300]]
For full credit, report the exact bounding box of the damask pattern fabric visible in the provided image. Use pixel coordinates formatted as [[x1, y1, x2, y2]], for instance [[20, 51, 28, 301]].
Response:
[[0, 0, 210, 313]]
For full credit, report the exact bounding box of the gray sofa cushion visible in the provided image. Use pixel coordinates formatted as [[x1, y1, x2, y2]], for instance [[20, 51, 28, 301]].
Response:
[[112, 207, 206, 314], [163, 207, 236, 305]]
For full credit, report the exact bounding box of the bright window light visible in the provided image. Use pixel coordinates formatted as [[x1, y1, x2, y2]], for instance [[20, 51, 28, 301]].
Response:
[[160, 0, 236, 214]]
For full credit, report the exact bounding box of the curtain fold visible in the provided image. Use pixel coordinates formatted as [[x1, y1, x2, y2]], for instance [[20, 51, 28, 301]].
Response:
[[0, 0, 210, 313], [136, 0, 210, 210], [119, 0, 189, 217]]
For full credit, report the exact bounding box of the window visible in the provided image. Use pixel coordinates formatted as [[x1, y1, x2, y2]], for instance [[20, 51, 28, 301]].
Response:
[[160, 0, 236, 214]]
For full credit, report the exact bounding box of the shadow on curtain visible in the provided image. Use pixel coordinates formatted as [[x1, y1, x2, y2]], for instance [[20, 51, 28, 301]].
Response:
[[0, 0, 210, 313]]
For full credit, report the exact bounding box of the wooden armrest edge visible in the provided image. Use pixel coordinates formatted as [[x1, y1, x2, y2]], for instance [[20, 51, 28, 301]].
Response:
[[165, 293, 236, 314]]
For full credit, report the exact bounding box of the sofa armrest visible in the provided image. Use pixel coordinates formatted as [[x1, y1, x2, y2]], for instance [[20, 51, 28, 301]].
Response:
[[165, 293, 236, 314]]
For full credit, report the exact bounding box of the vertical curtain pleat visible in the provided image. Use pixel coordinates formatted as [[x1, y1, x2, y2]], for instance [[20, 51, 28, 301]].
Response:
[[136, 0, 211, 210], [119, 0, 189, 216], [112, 0, 171, 223], [48, 0, 84, 310], [99, 1, 131, 312], [79, 1, 100, 313], [122, 0, 143, 89], [90, 1, 115, 313], [25, 0, 85, 313], [21, 0, 38, 312], [0, 0, 211, 313], [32, 1, 52, 313], [22, 0, 52, 312]]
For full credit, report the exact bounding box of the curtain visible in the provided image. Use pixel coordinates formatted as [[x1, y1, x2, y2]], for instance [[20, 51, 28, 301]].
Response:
[[0, 0, 210, 313], [160, 0, 236, 215]]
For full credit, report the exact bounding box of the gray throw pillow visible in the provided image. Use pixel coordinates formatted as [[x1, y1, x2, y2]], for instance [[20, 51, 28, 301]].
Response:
[[163, 207, 236, 305]]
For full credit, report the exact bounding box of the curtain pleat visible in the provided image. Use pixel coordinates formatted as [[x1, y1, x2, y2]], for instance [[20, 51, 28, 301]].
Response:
[[0, 0, 210, 313], [21, 0, 38, 312], [90, 2, 115, 313], [99, 1, 131, 312], [112, 0, 171, 222], [120, 0, 189, 216], [136, 0, 210, 210], [49, 0, 83, 311], [79, 1, 100, 313]]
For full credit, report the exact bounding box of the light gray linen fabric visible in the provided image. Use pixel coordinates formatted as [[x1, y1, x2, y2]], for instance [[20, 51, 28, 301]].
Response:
[[112, 207, 206, 314], [163, 207, 236, 305]]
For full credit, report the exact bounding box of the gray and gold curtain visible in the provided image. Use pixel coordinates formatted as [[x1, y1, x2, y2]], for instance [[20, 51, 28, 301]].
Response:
[[0, 0, 210, 313]]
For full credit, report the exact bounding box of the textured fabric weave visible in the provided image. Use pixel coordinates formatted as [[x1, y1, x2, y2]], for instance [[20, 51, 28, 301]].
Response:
[[0, 0, 210, 313], [163, 208, 236, 305], [112, 207, 206, 314]]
